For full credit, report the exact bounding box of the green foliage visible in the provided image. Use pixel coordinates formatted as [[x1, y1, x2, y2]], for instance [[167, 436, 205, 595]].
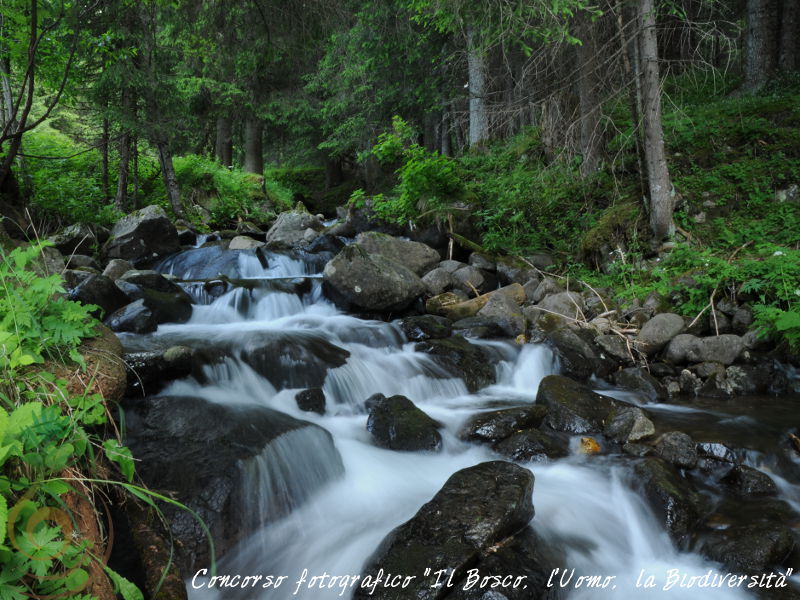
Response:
[[359, 117, 464, 224], [0, 244, 143, 599], [172, 154, 269, 227]]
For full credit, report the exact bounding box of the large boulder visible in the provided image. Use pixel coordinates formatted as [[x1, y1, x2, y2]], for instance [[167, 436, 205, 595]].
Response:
[[49, 222, 97, 255], [701, 523, 795, 574], [106, 205, 180, 265], [721, 465, 778, 497], [123, 346, 194, 397], [688, 335, 744, 366], [476, 292, 526, 336], [355, 231, 440, 275], [603, 406, 655, 443], [69, 273, 131, 318], [536, 375, 617, 434], [125, 395, 344, 574], [459, 406, 548, 444], [118, 269, 188, 297], [613, 367, 668, 402], [636, 313, 685, 356], [633, 458, 704, 542], [415, 336, 497, 393], [452, 265, 497, 295], [155, 246, 248, 279], [653, 431, 698, 469], [105, 299, 157, 334], [354, 462, 535, 600], [264, 209, 323, 249], [422, 267, 456, 296], [323, 245, 426, 312], [366, 394, 442, 452], [663, 334, 702, 364], [531, 291, 585, 321], [493, 429, 569, 463], [545, 328, 615, 381]]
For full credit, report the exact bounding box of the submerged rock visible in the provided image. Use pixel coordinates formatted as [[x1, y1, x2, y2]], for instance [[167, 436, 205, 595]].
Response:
[[459, 406, 548, 444], [295, 388, 326, 415], [354, 461, 534, 600], [415, 336, 497, 393], [366, 394, 442, 452]]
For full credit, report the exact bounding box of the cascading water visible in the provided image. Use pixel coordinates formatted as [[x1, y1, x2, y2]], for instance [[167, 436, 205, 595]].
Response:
[[129, 246, 789, 600]]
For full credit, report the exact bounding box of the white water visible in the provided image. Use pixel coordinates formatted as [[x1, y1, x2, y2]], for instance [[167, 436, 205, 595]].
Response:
[[144, 248, 757, 600]]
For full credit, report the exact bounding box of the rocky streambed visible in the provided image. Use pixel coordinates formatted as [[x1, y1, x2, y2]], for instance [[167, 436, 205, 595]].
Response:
[[49, 205, 800, 599]]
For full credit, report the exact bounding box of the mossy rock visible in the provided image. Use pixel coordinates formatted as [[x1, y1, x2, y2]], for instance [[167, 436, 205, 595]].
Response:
[[580, 202, 643, 258]]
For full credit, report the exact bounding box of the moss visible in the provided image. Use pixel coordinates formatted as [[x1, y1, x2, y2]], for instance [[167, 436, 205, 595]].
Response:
[[580, 202, 643, 257]]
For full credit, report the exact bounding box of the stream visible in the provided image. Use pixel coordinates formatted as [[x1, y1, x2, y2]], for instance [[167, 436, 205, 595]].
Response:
[[118, 246, 799, 599]]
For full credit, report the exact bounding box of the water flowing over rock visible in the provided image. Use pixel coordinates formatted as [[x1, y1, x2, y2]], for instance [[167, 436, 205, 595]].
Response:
[[459, 406, 548, 444], [323, 244, 426, 312], [125, 395, 344, 573], [397, 315, 453, 341], [354, 461, 535, 600], [366, 394, 442, 452], [415, 336, 497, 392], [106, 205, 180, 265], [536, 375, 618, 433]]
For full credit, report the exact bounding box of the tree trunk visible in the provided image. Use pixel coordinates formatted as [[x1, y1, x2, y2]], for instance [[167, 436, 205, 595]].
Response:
[[156, 141, 184, 218], [744, 0, 779, 90], [638, 0, 674, 241], [325, 158, 342, 188], [243, 116, 263, 174], [101, 117, 109, 201], [132, 138, 139, 209], [440, 109, 451, 157], [576, 14, 603, 177], [779, 0, 798, 71], [467, 26, 489, 148], [114, 88, 133, 212], [215, 117, 233, 167]]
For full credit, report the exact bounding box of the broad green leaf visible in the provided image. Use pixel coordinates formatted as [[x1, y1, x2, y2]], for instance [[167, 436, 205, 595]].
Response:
[[104, 566, 144, 600]]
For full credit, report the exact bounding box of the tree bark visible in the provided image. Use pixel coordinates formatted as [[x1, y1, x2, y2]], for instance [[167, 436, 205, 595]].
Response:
[[638, 0, 674, 241], [101, 117, 109, 201], [114, 88, 133, 212], [156, 141, 184, 218], [576, 14, 604, 177], [215, 116, 233, 167], [243, 116, 263, 174], [744, 0, 779, 90], [467, 26, 489, 148], [440, 109, 451, 157], [779, 0, 798, 72], [132, 138, 139, 210]]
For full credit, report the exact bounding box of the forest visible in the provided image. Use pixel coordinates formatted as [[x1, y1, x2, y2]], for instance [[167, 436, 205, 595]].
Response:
[[0, 0, 799, 599]]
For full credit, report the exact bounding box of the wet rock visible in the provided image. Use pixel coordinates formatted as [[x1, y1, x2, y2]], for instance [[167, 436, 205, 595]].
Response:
[[633, 457, 704, 541], [155, 246, 246, 279], [636, 313, 685, 356], [422, 267, 456, 296], [459, 406, 548, 444], [105, 299, 157, 334], [604, 406, 655, 443], [701, 523, 795, 574], [139, 288, 193, 324], [118, 269, 188, 297], [304, 233, 345, 255], [228, 235, 264, 250], [595, 335, 635, 365], [493, 429, 569, 462], [654, 431, 698, 469], [102, 258, 134, 281], [452, 316, 508, 339], [697, 442, 737, 463], [688, 335, 744, 366], [522, 279, 540, 303], [123, 346, 194, 396], [439, 259, 466, 273], [468, 252, 496, 272], [323, 244, 426, 312], [545, 328, 615, 381], [721, 465, 778, 497], [495, 257, 538, 286], [536, 375, 617, 434], [613, 367, 668, 402], [295, 388, 326, 415], [67, 254, 100, 270], [49, 222, 97, 255], [69, 273, 131, 318], [63, 269, 94, 291], [731, 307, 753, 334], [265, 209, 323, 249], [415, 336, 497, 393], [427, 284, 525, 322], [397, 315, 453, 341], [354, 461, 534, 600], [115, 280, 144, 301], [240, 331, 350, 390], [531, 291, 585, 321], [531, 277, 563, 303], [476, 292, 526, 336], [356, 231, 441, 276], [453, 265, 497, 295], [106, 205, 180, 265], [125, 395, 343, 574], [366, 394, 442, 452]]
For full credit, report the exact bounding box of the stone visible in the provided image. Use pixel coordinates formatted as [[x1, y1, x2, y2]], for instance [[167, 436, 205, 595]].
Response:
[[355, 231, 441, 275], [476, 291, 526, 336], [397, 315, 453, 341], [459, 406, 548, 444], [688, 335, 744, 366], [633, 458, 704, 541], [531, 291, 585, 321], [731, 307, 753, 334], [105, 299, 157, 334], [426, 284, 525, 322], [354, 462, 534, 600], [452, 265, 496, 295], [613, 367, 668, 402], [530, 277, 564, 303], [604, 406, 656, 443], [106, 205, 180, 265], [422, 267, 456, 296], [522, 279, 540, 302], [545, 327, 616, 381], [295, 388, 326, 415], [415, 336, 497, 393], [663, 334, 702, 364], [536, 375, 617, 434], [468, 252, 496, 272], [102, 258, 135, 281], [118, 269, 188, 297], [228, 235, 264, 250], [69, 274, 131, 319], [123, 346, 194, 396], [654, 431, 697, 469], [721, 465, 778, 497], [49, 222, 97, 255], [636, 313, 685, 355], [493, 429, 569, 462], [366, 394, 442, 452], [438, 259, 466, 273], [701, 523, 795, 574], [451, 316, 508, 339], [264, 209, 323, 249], [63, 269, 94, 291], [595, 334, 635, 365], [323, 244, 426, 312], [66, 254, 100, 270]]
